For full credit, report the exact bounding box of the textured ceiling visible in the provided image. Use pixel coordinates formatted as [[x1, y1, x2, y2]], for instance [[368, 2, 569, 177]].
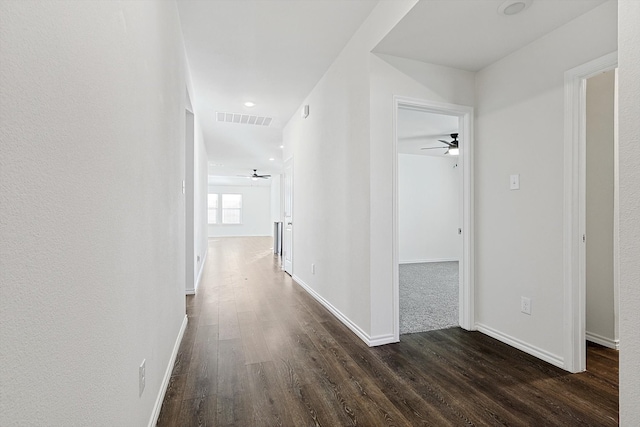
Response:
[[374, 0, 607, 71], [179, 0, 609, 179], [177, 0, 379, 178], [398, 108, 459, 157]]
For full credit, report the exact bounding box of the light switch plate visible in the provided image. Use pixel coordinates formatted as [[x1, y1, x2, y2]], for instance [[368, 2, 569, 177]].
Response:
[[510, 174, 520, 190]]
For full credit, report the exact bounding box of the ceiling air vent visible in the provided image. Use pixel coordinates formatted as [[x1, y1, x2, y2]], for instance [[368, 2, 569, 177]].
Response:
[[216, 112, 273, 127]]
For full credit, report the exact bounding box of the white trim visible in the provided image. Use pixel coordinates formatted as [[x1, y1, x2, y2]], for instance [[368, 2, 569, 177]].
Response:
[[476, 323, 564, 369], [612, 68, 620, 346], [563, 51, 617, 373], [186, 249, 208, 295], [392, 101, 400, 342], [195, 248, 207, 289], [392, 96, 475, 343], [283, 158, 294, 275], [207, 234, 272, 238], [399, 258, 458, 264], [148, 315, 188, 427], [293, 274, 377, 346], [369, 333, 396, 346], [586, 331, 619, 350]]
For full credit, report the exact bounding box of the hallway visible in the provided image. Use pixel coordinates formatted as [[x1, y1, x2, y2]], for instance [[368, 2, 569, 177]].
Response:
[[157, 237, 618, 426]]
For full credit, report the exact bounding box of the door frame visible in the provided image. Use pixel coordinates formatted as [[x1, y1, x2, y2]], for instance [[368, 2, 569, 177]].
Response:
[[184, 99, 196, 295], [392, 96, 475, 340], [283, 157, 294, 275], [563, 51, 618, 373]]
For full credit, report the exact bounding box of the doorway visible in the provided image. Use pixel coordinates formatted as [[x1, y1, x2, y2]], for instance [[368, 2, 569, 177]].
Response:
[[563, 52, 619, 373], [392, 97, 474, 341], [585, 68, 619, 354], [396, 109, 461, 333]]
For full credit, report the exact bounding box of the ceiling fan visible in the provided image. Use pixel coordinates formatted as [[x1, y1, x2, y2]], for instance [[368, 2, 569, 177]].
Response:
[[421, 133, 459, 156], [240, 169, 271, 180]]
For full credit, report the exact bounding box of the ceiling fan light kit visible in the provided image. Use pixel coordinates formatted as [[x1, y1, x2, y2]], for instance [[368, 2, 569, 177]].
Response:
[[420, 133, 460, 156], [246, 169, 271, 180]]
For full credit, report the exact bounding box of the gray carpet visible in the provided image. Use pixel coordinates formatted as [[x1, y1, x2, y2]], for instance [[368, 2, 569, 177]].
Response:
[[400, 261, 459, 334]]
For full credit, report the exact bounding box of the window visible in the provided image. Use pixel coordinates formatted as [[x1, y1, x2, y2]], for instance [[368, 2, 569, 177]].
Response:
[[207, 194, 218, 224], [208, 193, 242, 224], [221, 194, 242, 224]]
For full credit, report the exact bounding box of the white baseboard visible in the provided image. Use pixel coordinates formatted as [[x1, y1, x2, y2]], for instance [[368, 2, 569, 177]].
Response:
[[148, 315, 188, 427], [586, 331, 619, 350], [475, 322, 564, 369], [293, 275, 381, 347], [399, 258, 459, 264], [369, 333, 397, 346]]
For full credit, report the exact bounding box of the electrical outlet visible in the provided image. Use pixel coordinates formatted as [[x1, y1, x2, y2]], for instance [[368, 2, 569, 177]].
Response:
[[311, 263, 315, 274], [139, 359, 146, 396], [521, 297, 531, 315]]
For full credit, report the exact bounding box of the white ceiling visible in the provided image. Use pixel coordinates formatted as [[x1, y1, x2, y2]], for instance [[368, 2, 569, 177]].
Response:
[[373, 0, 607, 71], [179, 0, 608, 180], [208, 175, 271, 187], [177, 0, 378, 179], [397, 108, 459, 156]]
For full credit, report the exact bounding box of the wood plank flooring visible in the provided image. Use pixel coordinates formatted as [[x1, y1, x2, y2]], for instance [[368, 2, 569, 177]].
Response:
[[157, 237, 619, 426]]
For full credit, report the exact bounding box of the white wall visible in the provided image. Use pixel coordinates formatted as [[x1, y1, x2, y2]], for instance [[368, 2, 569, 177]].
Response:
[[270, 174, 283, 254], [398, 154, 460, 263], [0, 1, 188, 426], [283, 0, 476, 340], [270, 174, 282, 224], [192, 113, 209, 292], [618, 1, 640, 424], [283, 1, 419, 340], [369, 54, 475, 339], [184, 64, 208, 295], [208, 185, 271, 237], [585, 70, 616, 345], [184, 69, 209, 295], [185, 109, 196, 293], [474, 1, 617, 362]]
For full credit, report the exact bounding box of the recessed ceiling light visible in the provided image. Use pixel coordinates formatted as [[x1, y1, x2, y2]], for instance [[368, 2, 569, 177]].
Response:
[[269, 157, 275, 161], [498, 0, 531, 16], [244, 101, 256, 107], [280, 145, 284, 149]]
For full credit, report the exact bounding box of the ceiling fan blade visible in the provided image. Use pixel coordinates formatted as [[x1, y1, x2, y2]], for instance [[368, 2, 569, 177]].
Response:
[[438, 140, 455, 147], [421, 146, 447, 150]]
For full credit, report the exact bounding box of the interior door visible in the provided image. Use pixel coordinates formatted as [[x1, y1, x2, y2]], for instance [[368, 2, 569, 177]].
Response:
[[283, 159, 293, 275]]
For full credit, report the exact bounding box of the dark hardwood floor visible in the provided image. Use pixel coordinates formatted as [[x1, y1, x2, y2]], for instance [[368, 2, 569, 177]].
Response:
[[157, 237, 618, 426]]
